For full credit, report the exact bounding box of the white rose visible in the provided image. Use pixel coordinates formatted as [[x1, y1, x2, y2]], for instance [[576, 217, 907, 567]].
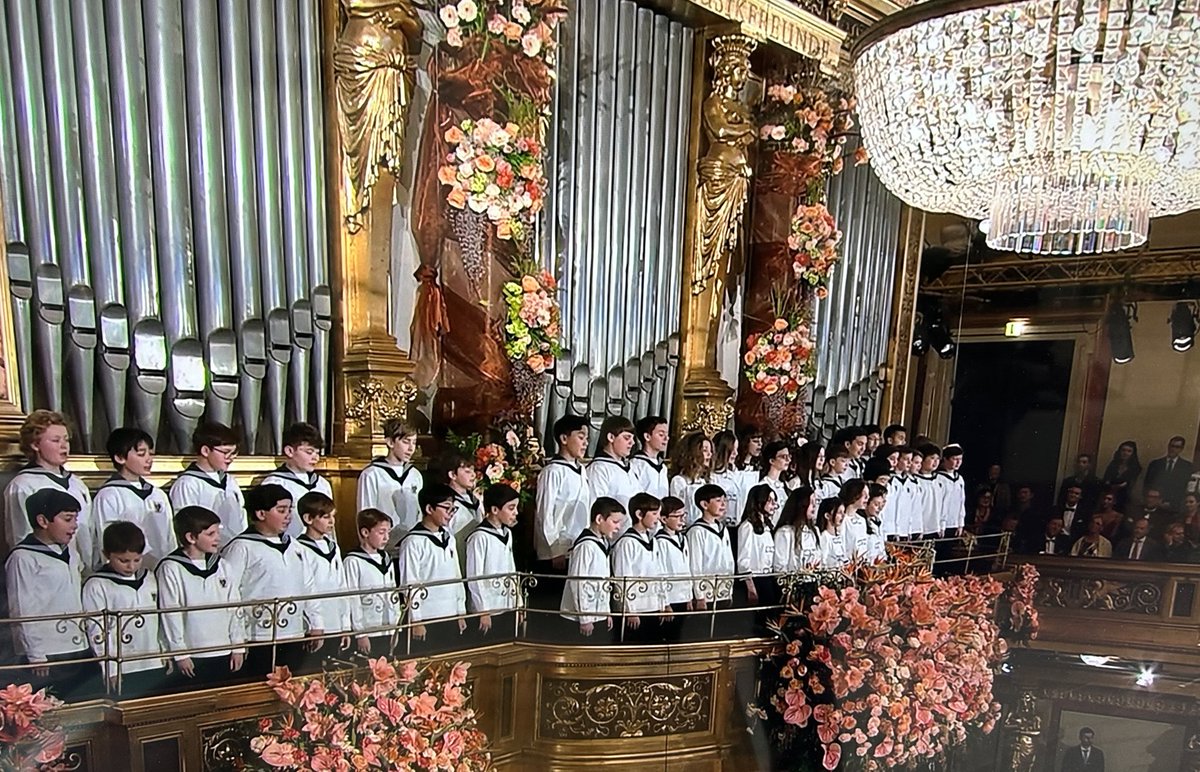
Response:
[[439, 4, 460, 27], [457, 0, 479, 23], [770, 125, 787, 141], [512, 2, 532, 24], [446, 28, 464, 47]]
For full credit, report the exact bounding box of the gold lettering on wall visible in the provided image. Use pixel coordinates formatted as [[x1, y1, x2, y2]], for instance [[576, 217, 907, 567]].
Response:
[[688, 0, 846, 71]]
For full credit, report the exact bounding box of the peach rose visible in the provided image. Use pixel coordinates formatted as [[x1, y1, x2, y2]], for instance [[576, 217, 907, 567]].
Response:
[[773, 318, 788, 331]]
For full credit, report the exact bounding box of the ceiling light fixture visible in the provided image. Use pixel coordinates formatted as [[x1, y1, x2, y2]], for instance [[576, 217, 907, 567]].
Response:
[[1170, 301, 1198, 352], [1107, 302, 1136, 364], [853, 0, 1200, 256]]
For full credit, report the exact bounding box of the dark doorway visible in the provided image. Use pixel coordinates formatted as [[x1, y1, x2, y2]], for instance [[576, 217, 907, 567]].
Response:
[[948, 339, 1075, 503]]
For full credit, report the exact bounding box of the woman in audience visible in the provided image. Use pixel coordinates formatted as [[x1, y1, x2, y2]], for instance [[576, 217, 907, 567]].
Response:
[[1102, 440, 1142, 513]]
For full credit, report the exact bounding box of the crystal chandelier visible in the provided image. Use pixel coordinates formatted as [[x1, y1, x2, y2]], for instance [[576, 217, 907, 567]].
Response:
[[853, 0, 1200, 255]]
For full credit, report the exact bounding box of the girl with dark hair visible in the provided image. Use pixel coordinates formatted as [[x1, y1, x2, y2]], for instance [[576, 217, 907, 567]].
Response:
[[669, 432, 712, 526], [1102, 440, 1142, 513], [736, 425, 763, 471], [772, 486, 819, 573], [758, 440, 791, 505], [736, 484, 778, 609], [816, 498, 848, 569]]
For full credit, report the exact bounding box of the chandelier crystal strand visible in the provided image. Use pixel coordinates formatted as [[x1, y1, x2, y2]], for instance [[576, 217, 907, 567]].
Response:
[[853, 0, 1200, 256]]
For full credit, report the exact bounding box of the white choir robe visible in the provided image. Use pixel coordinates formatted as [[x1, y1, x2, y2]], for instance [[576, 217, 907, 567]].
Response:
[[4, 465, 93, 574], [156, 550, 246, 662], [736, 521, 775, 575], [629, 452, 669, 499], [896, 476, 922, 537], [819, 529, 849, 569], [937, 471, 967, 532], [815, 476, 843, 507], [588, 455, 640, 510], [669, 475, 708, 526], [221, 531, 319, 641], [465, 522, 519, 615], [89, 476, 174, 570], [343, 549, 401, 638], [881, 478, 906, 538], [771, 526, 821, 572], [82, 568, 165, 679], [760, 477, 789, 511], [843, 514, 886, 563], [686, 519, 734, 602], [913, 474, 942, 535], [535, 458, 591, 561], [259, 466, 334, 540], [610, 528, 668, 614], [654, 530, 692, 606], [297, 535, 349, 633], [5, 536, 85, 661], [711, 469, 753, 526], [560, 530, 612, 624], [396, 525, 465, 623], [169, 465, 247, 542], [356, 459, 422, 546]]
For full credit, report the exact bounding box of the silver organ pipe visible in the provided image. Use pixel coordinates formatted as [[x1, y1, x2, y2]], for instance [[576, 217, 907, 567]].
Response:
[[275, 0, 312, 430], [810, 136, 902, 439], [0, 6, 33, 409], [7, 0, 65, 415], [72, 0, 129, 436], [0, 0, 331, 452], [298, 0, 331, 437], [38, 0, 98, 448], [219, 0, 266, 452], [183, 0, 238, 428], [106, 0, 167, 440], [248, 0, 291, 451], [543, 0, 690, 432]]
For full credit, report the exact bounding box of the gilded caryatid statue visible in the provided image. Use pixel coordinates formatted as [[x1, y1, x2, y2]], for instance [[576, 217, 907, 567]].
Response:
[[692, 34, 757, 302], [334, 0, 423, 233]]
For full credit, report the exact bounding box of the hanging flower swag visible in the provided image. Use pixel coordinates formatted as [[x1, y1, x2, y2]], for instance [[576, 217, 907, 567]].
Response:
[[743, 290, 816, 403], [789, 202, 842, 298], [751, 561, 1039, 771], [501, 261, 562, 412]]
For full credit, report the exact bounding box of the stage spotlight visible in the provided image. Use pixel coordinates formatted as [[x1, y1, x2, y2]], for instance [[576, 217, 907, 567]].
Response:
[[1170, 301, 1197, 352], [911, 318, 929, 357], [1106, 303, 1135, 364], [926, 317, 957, 359]]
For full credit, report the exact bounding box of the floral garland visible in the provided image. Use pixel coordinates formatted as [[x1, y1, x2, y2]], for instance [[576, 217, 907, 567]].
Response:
[[448, 419, 545, 504], [439, 0, 565, 67], [789, 202, 842, 297], [743, 305, 816, 403], [759, 83, 867, 176], [253, 659, 491, 770], [502, 263, 561, 373], [0, 684, 68, 771], [439, 118, 547, 243], [753, 564, 1039, 771], [1000, 563, 1041, 644]]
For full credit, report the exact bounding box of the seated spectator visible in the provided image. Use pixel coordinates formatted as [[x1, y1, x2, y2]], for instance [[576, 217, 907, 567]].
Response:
[[1140, 488, 1176, 534], [1055, 484, 1090, 543], [1162, 523, 1195, 563], [1070, 516, 1113, 558], [1032, 517, 1071, 556], [964, 488, 995, 535], [1182, 493, 1200, 543], [1116, 518, 1165, 562], [1093, 491, 1124, 542]]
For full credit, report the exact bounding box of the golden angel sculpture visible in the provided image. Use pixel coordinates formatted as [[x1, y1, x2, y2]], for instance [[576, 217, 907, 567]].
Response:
[[691, 35, 757, 300], [333, 0, 424, 232]]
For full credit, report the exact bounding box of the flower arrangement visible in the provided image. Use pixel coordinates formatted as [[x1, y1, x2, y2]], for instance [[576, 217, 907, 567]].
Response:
[[1000, 563, 1040, 645], [252, 658, 491, 770], [439, 117, 547, 244], [789, 202, 842, 297], [753, 564, 1039, 771], [0, 683, 68, 771], [743, 312, 816, 402], [502, 263, 562, 375], [758, 83, 866, 176], [438, 0, 565, 67], [448, 419, 545, 504]]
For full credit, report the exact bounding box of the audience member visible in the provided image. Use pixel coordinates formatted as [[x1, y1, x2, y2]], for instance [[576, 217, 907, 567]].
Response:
[[1144, 436, 1193, 509], [1058, 453, 1101, 512], [1116, 518, 1164, 562], [1102, 440, 1141, 513], [1070, 515, 1113, 558]]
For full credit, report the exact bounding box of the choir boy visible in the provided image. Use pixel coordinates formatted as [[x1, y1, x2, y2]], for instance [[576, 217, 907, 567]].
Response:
[[630, 415, 670, 498], [863, 424, 883, 456], [296, 492, 348, 657], [169, 422, 246, 541], [262, 423, 333, 539], [5, 489, 95, 699], [816, 448, 851, 503], [840, 427, 869, 479], [222, 484, 318, 675], [343, 509, 400, 657], [535, 415, 592, 571], [558, 497, 625, 639], [589, 416, 640, 509], [437, 450, 483, 537], [5, 410, 93, 572], [686, 484, 735, 610], [156, 506, 247, 686], [913, 444, 943, 538], [396, 484, 467, 653], [356, 419, 422, 545], [655, 496, 692, 641], [937, 444, 967, 538], [465, 484, 521, 639], [893, 447, 920, 539], [611, 493, 669, 642], [82, 522, 167, 696], [883, 424, 908, 447], [90, 428, 174, 570]]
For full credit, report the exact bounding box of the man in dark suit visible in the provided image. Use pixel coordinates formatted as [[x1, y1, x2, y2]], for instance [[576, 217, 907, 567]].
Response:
[[1144, 436, 1193, 509], [1062, 727, 1104, 771], [1059, 454, 1101, 511], [1056, 485, 1091, 543], [1116, 518, 1167, 562], [1035, 517, 1072, 556]]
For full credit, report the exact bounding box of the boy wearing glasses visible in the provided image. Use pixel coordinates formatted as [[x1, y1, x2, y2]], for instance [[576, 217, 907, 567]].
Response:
[[396, 483, 466, 653], [170, 423, 246, 541]]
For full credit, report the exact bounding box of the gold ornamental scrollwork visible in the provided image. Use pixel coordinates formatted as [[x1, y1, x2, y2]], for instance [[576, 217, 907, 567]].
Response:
[[691, 34, 757, 305], [539, 673, 713, 740], [333, 0, 423, 233], [344, 377, 419, 426], [682, 398, 735, 438]]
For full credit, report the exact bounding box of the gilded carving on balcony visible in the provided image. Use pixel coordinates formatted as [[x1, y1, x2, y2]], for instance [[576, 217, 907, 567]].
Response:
[[539, 673, 713, 739], [1038, 577, 1163, 615], [343, 376, 419, 427], [201, 717, 272, 771]]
